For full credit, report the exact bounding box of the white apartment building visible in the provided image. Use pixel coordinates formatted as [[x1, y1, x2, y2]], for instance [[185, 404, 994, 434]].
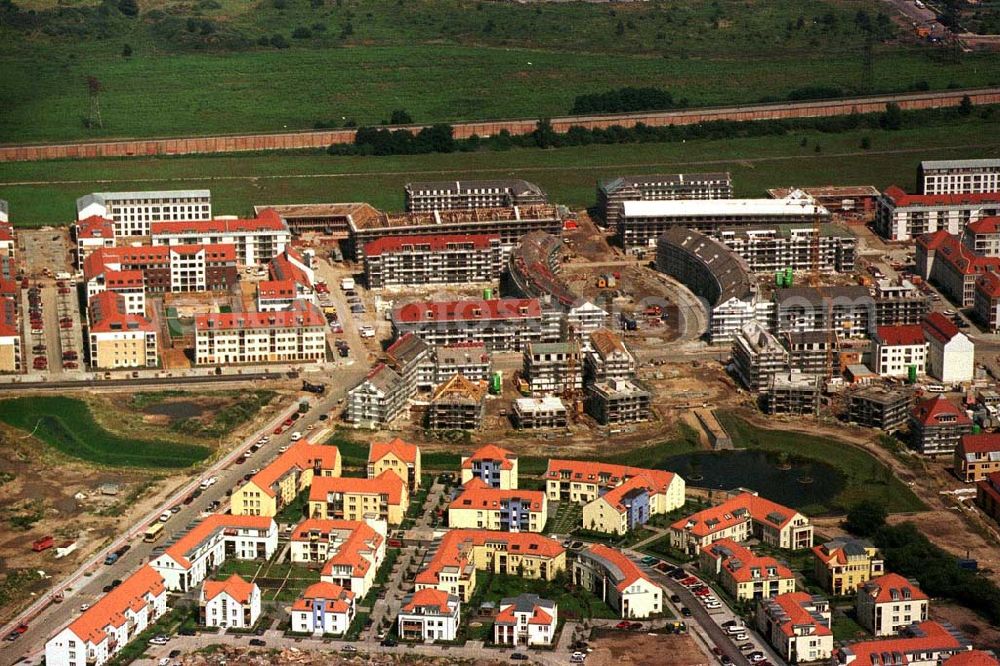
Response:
[[150, 209, 290, 266], [494, 594, 558, 647], [756, 592, 834, 664], [76, 190, 212, 237], [875, 185, 1000, 241], [289, 518, 386, 599], [573, 544, 662, 618], [45, 567, 168, 666], [920, 159, 1000, 195], [73, 216, 116, 269], [200, 575, 260, 629], [397, 588, 461, 642], [856, 574, 929, 637], [194, 303, 327, 366], [873, 324, 927, 378], [924, 313, 975, 383], [149, 515, 277, 592]]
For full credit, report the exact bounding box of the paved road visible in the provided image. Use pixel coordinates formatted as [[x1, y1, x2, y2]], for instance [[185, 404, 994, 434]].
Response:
[[0, 364, 368, 666]]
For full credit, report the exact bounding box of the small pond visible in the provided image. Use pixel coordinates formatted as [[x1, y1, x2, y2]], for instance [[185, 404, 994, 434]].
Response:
[[661, 449, 845, 513]]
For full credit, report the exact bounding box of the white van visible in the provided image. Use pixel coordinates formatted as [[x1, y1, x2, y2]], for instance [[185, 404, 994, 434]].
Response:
[[158, 511, 171, 523], [290, 431, 302, 442], [925, 384, 946, 393], [340, 277, 355, 291]]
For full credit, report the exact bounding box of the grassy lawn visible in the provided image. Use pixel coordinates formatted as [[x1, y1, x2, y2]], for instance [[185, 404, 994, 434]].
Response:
[[468, 571, 618, 631], [216, 557, 320, 603], [274, 489, 309, 525], [572, 527, 655, 550], [547, 501, 582, 536], [831, 608, 871, 642], [716, 412, 926, 515], [4, 117, 1000, 225], [2, 0, 999, 143], [0, 396, 210, 468]]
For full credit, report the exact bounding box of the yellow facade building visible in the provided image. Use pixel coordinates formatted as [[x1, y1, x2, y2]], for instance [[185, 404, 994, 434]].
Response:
[[308, 471, 408, 525], [812, 537, 884, 596], [230, 441, 341, 517], [367, 438, 421, 492]]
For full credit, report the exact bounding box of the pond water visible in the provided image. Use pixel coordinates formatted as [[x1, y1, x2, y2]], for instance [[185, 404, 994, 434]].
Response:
[[142, 401, 206, 420], [660, 450, 845, 512]]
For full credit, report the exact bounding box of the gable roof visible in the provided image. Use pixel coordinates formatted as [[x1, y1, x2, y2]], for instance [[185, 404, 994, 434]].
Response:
[[401, 588, 458, 614], [364, 233, 499, 257], [393, 298, 541, 324], [860, 573, 927, 604], [976, 271, 1000, 300], [944, 651, 1000, 666], [958, 433, 1000, 461], [151, 209, 286, 235], [875, 324, 926, 347], [291, 581, 354, 614], [309, 470, 406, 505], [290, 519, 384, 578], [544, 459, 678, 496], [812, 537, 877, 566], [66, 566, 165, 645], [763, 591, 832, 638], [461, 444, 516, 470], [160, 515, 273, 569], [496, 593, 556, 626], [414, 530, 564, 586], [368, 438, 419, 465], [201, 574, 256, 604], [449, 478, 544, 512], [703, 539, 794, 583], [246, 441, 341, 498], [835, 621, 967, 665], [882, 185, 1000, 208], [670, 491, 802, 537], [924, 312, 961, 344], [580, 543, 652, 592]]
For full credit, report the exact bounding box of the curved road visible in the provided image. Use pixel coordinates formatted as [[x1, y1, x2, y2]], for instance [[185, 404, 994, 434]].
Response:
[[2, 87, 999, 162]]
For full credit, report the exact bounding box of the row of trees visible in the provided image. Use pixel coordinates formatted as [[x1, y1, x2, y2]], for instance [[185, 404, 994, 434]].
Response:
[[571, 87, 684, 115], [325, 100, 983, 158], [845, 501, 1000, 625]]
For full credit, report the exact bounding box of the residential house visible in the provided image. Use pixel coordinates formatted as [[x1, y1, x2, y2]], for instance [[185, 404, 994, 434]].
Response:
[[414, 530, 565, 603], [954, 433, 1000, 482], [873, 324, 927, 378], [230, 441, 341, 517], [976, 471, 1000, 524], [397, 589, 461, 642], [910, 395, 974, 456], [308, 471, 408, 525], [669, 491, 814, 555], [811, 537, 884, 596], [200, 575, 260, 629], [494, 594, 558, 647], [856, 573, 929, 636], [755, 592, 833, 664], [573, 544, 662, 619], [923, 312, 974, 383], [448, 479, 547, 532], [345, 363, 409, 428], [288, 519, 385, 598], [460, 444, 519, 490], [699, 539, 796, 601], [833, 621, 974, 665], [367, 438, 421, 492], [290, 582, 355, 636]]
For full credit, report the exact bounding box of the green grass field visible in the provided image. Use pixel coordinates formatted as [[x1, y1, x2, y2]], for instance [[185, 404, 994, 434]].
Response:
[[716, 412, 926, 514], [0, 396, 211, 468], [1, 0, 998, 143], [3, 115, 999, 225]]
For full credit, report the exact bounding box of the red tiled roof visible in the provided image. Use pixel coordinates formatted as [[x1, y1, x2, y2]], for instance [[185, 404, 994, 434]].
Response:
[[402, 588, 456, 614], [768, 591, 832, 638], [461, 444, 516, 470], [837, 621, 964, 665], [544, 459, 677, 496], [0, 296, 18, 337], [977, 472, 1000, 506], [449, 478, 544, 512], [364, 233, 500, 257], [269, 249, 312, 288], [495, 601, 554, 626], [105, 270, 145, 289], [911, 395, 972, 427], [289, 518, 383, 578], [584, 544, 651, 592], [703, 539, 794, 584], [161, 515, 273, 569], [924, 312, 961, 344], [195, 302, 325, 331], [84, 245, 170, 280], [291, 581, 354, 614], [151, 209, 286, 235], [88, 291, 156, 334], [958, 433, 1000, 456], [257, 280, 297, 299], [414, 529, 564, 586], [966, 217, 1000, 235], [168, 243, 237, 261], [202, 574, 256, 604], [932, 233, 1000, 276], [860, 573, 927, 604], [875, 324, 926, 347], [309, 470, 406, 505], [945, 651, 1000, 666], [670, 491, 801, 537], [976, 272, 1000, 300], [76, 215, 115, 238], [393, 298, 541, 324], [369, 438, 419, 465], [916, 229, 953, 251], [883, 185, 1000, 208], [246, 441, 341, 498], [66, 566, 165, 645]]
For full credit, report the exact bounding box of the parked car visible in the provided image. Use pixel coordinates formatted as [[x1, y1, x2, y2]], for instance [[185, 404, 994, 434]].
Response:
[[380, 638, 397, 647], [614, 621, 630, 630], [248, 638, 266, 647]]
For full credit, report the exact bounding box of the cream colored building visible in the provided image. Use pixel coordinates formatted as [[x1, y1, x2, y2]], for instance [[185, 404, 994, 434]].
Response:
[[670, 491, 813, 555], [230, 442, 341, 517], [414, 530, 566, 603], [812, 537, 884, 596], [699, 539, 797, 601], [756, 592, 834, 664], [447, 479, 547, 532], [573, 544, 662, 619], [289, 518, 385, 598], [460, 444, 519, 489], [367, 438, 421, 492], [856, 573, 929, 636], [308, 471, 408, 525], [194, 303, 327, 366], [87, 291, 158, 369]]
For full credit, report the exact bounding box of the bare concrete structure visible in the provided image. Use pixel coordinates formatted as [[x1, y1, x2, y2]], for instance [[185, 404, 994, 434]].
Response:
[[848, 386, 913, 432], [405, 179, 547, 212], [597, 172, 732, 228], [586, 379, 651, 425], [427, 374, 486, 431], [766, 371, 821, 416]]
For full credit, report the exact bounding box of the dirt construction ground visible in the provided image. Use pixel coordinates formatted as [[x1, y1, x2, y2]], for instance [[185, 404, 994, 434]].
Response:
[[585, 630, 709, 666]]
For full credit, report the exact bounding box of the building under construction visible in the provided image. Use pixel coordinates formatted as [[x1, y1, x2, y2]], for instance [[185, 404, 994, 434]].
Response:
[[426, 374, 487, 430], [584, 328, 636, 383], [596, 172, 733, 228], [731, 321, 789, 391], [766, 186, 880, 217], [512, 397, 568, 429], [765, 371, 822, 416], [347, 205, 562, 261], [847, 386, 913, 432], [254, 202, 381, 237], [523, 341, 582, 395], [710, 225, 857, 274], [405, 179, 547, 212], [586, 378, 651, 425], [363, 233, 504, 288], [873, 280, 931, 327]]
